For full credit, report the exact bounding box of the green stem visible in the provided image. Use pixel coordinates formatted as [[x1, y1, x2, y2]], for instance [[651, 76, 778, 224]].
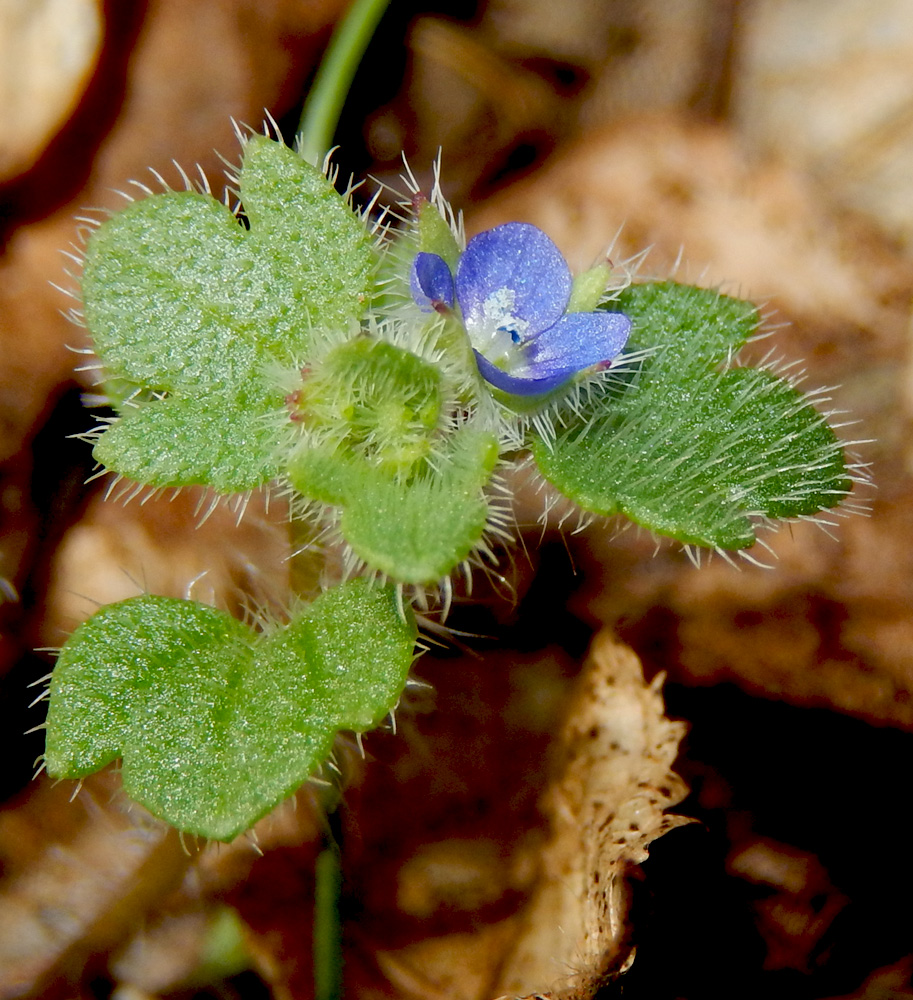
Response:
[[297, 0, 393, 164], [289, 518, 326, 605], [313, 844, 344, 1000]]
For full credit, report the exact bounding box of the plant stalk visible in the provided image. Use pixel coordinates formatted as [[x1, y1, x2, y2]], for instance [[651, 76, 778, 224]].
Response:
[[297, 0, 392, 164], [313, 844, 344, 1000]]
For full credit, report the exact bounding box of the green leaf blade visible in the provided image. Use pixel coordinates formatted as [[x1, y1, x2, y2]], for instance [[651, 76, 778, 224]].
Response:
[[44, 596, 248, 776], [240, 135, 376, 335], [45, 581, 416, 841], [279, 579, 417, 729], [615, 281, 758, 364], [533, 281, 851, 549], [339, 430, 499, 583], [289, 429, 499, 585], [81, 136, 377, 493], [84, 193, 254, 391], [92, 392, 284, 491]]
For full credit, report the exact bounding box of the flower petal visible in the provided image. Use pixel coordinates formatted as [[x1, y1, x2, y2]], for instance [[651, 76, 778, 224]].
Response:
[[455, 223, 571, 339], [525, 310, 631, 377], [472, 310, 632, 397], [411, 252, 454, 311], [472, 350, 573, 395]]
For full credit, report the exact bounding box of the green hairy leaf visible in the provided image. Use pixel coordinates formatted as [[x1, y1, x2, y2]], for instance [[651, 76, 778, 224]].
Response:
[[289, 427, 499, 584], [44, 580, 416, 840], [286, 333, 500, 584], [533, 282, 851, 549], [295, 336, 446, 477], [83, 135, 375, 492]]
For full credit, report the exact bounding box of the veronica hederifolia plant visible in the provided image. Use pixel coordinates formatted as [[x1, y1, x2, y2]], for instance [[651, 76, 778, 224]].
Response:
[[40, 124, 859, 840]]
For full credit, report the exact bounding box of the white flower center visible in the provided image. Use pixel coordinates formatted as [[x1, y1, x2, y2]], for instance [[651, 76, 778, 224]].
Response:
[[473, 287, 529, 361]]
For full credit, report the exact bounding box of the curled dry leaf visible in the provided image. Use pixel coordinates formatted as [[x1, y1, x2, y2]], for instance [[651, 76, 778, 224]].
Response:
[[493, 631, 690, 999]]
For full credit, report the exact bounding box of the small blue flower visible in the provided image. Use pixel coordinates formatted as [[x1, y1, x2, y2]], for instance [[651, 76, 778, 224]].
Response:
[[411, 222, 631, 396]]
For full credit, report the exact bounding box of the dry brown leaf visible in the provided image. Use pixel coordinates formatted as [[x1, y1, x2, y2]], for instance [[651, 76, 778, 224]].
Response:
[[572, 486, 913, 727], [0, 0, 103, 182], [340, 636, 687, 1000], [372, 923, 525, 1000], [493, 632, 689, 998], [38, 486, 290, 644], [0, 772, 188, 999], [736, 0, 913, 248]]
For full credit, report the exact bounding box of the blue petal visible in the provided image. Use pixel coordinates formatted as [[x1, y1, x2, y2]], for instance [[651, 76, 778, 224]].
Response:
[[455, 223, 571, 337], [472, 310, 632, 397], [411, 252, 454, 311], [524, 311, 632, 379], [473, 350, 574, 395]]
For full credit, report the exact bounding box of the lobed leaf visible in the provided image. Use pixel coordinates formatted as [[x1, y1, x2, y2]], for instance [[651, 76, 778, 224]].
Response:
[[289, 428, 499, 584], [82, 135, 375, 491], [533, 282, 851, 549], [44, 580, 416, 840]]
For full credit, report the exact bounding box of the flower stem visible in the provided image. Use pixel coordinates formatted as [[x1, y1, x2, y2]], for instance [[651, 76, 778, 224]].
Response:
[[313, 844, 343, 1000], [297, 0, 392, 165]]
